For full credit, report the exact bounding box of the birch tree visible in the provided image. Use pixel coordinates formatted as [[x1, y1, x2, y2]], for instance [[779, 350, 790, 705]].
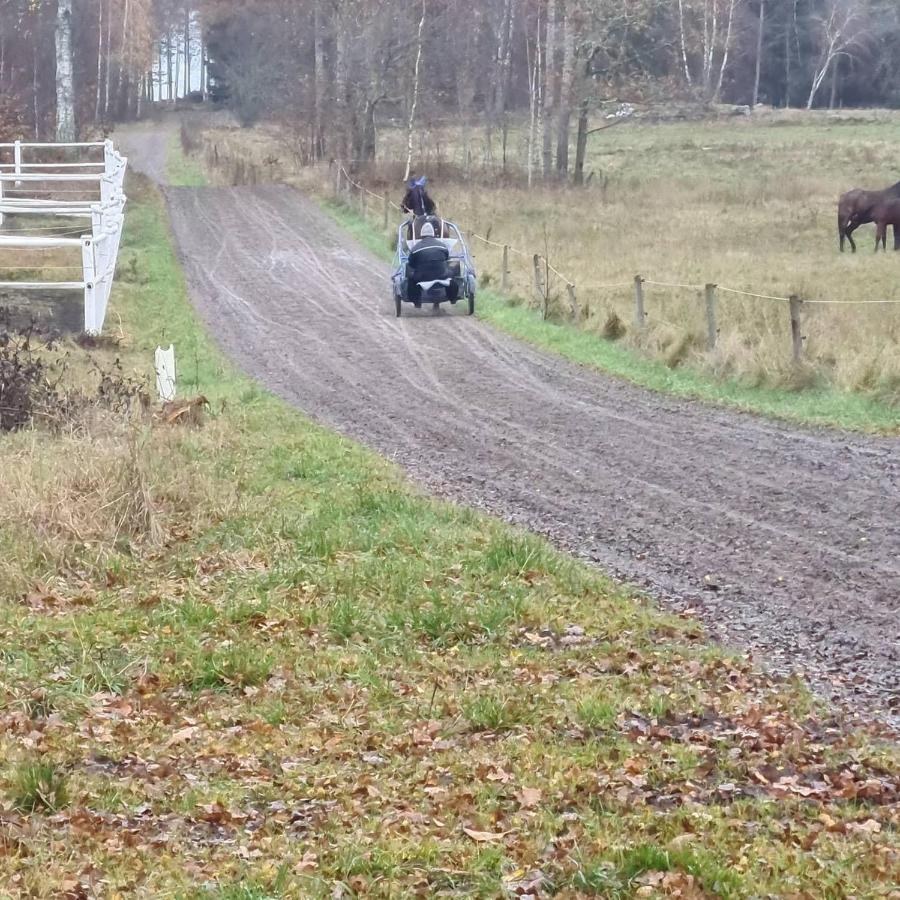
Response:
[[806, 0, 871, 109], [55, 0, 76, 140]]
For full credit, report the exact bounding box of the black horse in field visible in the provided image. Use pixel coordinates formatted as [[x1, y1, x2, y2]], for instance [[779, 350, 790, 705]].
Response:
[[838, 180, 900, 252]]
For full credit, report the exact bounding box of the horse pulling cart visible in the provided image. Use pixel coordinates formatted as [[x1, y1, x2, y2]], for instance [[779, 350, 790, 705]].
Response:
[[391, 219, 477, 317]]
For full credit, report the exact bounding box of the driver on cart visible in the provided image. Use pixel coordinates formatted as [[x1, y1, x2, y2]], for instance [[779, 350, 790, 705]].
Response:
[[407, 222, 458, 303]]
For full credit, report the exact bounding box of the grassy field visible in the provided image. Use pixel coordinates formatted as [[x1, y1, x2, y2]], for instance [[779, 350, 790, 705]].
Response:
[[0, 136, 897, 897], [185, 110, 900, 428]]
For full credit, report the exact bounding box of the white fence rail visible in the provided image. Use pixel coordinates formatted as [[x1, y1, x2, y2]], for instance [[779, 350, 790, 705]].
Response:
[[0, 139, 127, 334]]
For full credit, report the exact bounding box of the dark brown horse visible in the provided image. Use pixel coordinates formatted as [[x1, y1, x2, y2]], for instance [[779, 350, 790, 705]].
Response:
[[838, 180, 900, 252], [873, 198, 900, 252]]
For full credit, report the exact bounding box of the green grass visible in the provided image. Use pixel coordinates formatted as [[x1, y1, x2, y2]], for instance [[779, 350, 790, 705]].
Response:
[[321, 198, 900, 433], [0, 142, 897, 897], [167, 128, 209, 187]]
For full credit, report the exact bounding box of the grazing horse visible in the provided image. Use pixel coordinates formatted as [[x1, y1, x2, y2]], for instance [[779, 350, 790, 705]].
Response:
[[838, 180, 900, 252], [873, 198, 900, 252]]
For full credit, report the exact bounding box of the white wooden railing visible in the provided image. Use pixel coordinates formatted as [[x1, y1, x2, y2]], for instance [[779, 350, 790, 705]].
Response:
[[0, 140, 128, 334]]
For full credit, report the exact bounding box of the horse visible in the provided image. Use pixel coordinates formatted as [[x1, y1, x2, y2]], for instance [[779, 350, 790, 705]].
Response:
[[838, 180, 900, 252], [401, 178, 449, 240], [401, 178, 436, 218], [873, 198, 900, 252]]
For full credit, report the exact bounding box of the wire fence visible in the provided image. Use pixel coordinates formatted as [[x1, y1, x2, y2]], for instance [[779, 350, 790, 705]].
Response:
[[335, 165, 900, 364]]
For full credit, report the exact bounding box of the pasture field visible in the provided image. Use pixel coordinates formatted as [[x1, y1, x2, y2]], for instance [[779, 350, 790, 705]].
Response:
[[186, 109, 900, 427], [0, 143, 897, 897]]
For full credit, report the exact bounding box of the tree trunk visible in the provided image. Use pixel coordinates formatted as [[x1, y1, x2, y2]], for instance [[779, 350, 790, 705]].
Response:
[[95, 0, 104, 122], [104, 3, 114, 116], [334, 18, 350, 161], [677, 0, 693, 86], [199, 39, 206, 98], [784, 7, 792, 107], [184, 4, 192, 95], [117, 0, 131, 117], [829, 54, 840, 109], [714, 0, 737, 101], [313, 0, 326, 158], [55, 0, 77, 141], [542, 0, 557, 179], [174, 18, 182, 98], [752, 0, 765, 107], [166, 33, 174, 102], [33, 39, 40, 139], [404, 0, 426, 181], [573, 98, 588, 186], [556, 0, 575, 176], [527, 5, 542, 188]]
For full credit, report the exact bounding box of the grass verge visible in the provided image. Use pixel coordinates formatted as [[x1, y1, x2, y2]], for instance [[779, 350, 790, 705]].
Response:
[[0, 152, 897, 898]]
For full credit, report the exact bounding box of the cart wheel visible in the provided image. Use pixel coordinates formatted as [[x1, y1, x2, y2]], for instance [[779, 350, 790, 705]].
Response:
[[467, 293, 476, 316], [395, 295, 402, 317]]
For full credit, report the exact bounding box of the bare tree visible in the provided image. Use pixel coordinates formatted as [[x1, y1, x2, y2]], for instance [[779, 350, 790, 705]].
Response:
[[404, 0, 427, 181], [806, 0, 871, 109]]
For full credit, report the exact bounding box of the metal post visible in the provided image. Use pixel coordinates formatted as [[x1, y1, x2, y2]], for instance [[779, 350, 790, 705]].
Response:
[[501, 245, 509, 292], [705, 283, 718, 351], [82, 236, 98, 334], [13, 140, 22, 184], [0, 178, 4, 226], [633, 275, 645, 330], [789, 295, 803, 363]]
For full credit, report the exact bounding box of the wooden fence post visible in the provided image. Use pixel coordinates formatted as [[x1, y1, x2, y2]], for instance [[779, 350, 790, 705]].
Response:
[[705, 283, 718, 351], [383, 195, 390, 230], [335, 166, 342, 199], [533, 254, 546, 317], [360, 189, 367, 220], [567, 283, 579, 322], [501, 245, 509, 293], [789, 295, 803, 363], [633, 275, 645, 330]]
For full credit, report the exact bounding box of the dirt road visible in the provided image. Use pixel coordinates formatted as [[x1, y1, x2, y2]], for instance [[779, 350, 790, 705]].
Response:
[[121, 130, 900, 725]]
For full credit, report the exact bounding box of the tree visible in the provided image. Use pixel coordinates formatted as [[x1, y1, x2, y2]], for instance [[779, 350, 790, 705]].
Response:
[[806, 0, 872, 109], [55, 0, 76, 140]]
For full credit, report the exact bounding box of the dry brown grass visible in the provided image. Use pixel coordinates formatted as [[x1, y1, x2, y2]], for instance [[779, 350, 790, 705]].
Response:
[[181, 109, 900, 399], [0, 416, 237, 597]]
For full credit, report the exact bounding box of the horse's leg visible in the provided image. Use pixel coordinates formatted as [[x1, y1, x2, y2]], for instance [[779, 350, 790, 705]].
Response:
[[894, 224, 900, 251], [847, 223, 857, 253], [839, 213, 845, 252]]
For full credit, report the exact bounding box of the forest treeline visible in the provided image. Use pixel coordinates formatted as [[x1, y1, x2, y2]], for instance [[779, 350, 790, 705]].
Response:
[[1, 1, 899, 178]]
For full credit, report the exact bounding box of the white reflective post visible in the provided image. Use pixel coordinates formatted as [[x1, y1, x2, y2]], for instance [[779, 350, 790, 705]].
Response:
[[82, 236, 98, 334], [155, 345, 177, 401]]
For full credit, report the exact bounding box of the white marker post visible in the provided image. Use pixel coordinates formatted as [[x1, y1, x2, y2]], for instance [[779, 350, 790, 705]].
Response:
[[155, 345, 177, 401]]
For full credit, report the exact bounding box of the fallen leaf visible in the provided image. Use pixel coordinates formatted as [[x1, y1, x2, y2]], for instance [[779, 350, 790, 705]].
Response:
[[517, 787, 542, 808], [463, 827, 510, 843], [166, 725, 200, 747]]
